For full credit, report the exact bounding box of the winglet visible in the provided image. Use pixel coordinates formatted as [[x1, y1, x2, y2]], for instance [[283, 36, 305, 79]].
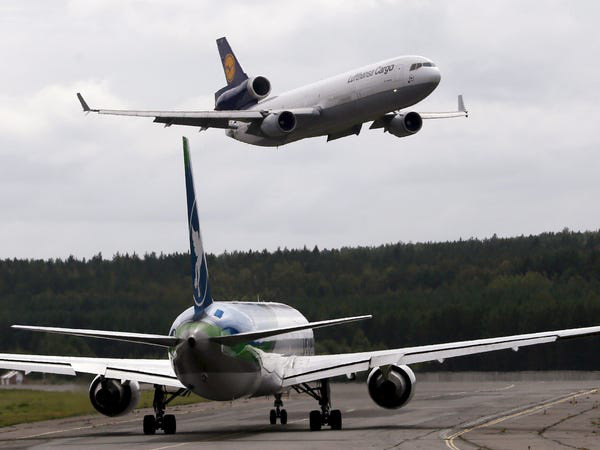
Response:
[[76, 93, 91, 112], [458, 95, 468, 116]]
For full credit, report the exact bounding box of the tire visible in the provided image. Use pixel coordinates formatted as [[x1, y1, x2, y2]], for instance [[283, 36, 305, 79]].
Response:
[[143, 415, 156, 435], [329, 409, 342, 430], [163, 414, 176, 435], [269, 409, 277, 425], [309, 410, 321, 431], [280, 409, 288, 425]]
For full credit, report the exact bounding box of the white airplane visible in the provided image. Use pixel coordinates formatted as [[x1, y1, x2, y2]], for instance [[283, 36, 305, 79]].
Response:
[[1, 138, 599, 435], [76, 37, 467, 147]]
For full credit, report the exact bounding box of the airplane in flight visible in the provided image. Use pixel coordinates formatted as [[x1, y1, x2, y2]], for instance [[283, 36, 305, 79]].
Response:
[[1, 138, 599, 434], [76, 37, 467, 147]]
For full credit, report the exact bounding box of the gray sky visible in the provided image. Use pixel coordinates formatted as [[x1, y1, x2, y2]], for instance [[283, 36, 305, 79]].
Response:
[[1, 0, 599, 259]]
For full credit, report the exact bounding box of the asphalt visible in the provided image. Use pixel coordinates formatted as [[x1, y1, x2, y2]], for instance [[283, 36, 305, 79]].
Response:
[[0, 375, 599, 449]]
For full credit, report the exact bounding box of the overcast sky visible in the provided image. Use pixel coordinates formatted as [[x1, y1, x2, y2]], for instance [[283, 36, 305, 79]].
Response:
[[1, 0, 599, 259]]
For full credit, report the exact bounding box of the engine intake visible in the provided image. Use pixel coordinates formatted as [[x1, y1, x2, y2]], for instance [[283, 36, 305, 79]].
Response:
[[247, 76, 271, 99], [260, 111, 297, 137], [387, 112, 423, 138], [367, 365, 416, 409], [89, 375, 141, 417], [215, 75, 271, 110]]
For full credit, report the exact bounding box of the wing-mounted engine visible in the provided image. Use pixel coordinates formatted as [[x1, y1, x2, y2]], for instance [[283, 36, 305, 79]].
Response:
[[367, 364, 416, 409], [370, 112, 423, 138], [215, 76, 272, 110], [89, 375, 141, 417], [260, 111, 297, 137]]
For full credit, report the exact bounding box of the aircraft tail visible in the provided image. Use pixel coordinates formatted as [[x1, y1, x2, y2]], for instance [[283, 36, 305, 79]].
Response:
[[182, 137, 213, 318], [216, 36, 248, 88]]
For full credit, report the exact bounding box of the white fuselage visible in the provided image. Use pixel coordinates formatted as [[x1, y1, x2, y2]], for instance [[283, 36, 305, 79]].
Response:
[[168, 301, 313, 401], [227, 56, 441, 146]]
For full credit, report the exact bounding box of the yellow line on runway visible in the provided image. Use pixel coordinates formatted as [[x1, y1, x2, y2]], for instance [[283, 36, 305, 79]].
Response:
[[444, 387, 599, 450]]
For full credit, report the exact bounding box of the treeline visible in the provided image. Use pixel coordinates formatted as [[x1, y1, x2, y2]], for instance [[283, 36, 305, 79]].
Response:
[[1, 229, 600, 371]]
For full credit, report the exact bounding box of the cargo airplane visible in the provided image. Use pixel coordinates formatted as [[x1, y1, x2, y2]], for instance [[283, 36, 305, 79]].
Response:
[[76, 37, 467, 147], [1, 138, 599, 434]]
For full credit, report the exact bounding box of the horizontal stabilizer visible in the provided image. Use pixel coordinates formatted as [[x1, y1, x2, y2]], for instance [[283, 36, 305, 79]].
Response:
[[12, 325, 181, 348], [209, 315, 372, 345]]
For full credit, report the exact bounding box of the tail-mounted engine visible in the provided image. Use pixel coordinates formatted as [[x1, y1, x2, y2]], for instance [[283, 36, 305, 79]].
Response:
[[89, 375, 141, 417], [367, 365, 416, 409], [387, 112, 423, 138], [260, 111, 297, 137], [215, 76, 271, 110]]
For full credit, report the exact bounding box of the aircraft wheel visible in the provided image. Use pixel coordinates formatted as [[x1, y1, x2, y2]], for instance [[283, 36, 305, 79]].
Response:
[[309, 410, 321, 431], [143, 415, 156, 435], [269, 409, 277, 424], [329, 409, 342, 430], [163, 414, 176, 434], [280, 409, 288, 425]]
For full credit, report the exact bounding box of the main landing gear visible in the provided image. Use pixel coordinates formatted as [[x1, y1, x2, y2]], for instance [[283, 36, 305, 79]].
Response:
[[269, 393, 288, 424], [293, 379, 342, 431], [143, 385, 188, 435]]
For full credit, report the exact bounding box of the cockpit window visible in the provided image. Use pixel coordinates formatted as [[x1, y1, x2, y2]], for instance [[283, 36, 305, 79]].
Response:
[[410, 62, 435, 71]]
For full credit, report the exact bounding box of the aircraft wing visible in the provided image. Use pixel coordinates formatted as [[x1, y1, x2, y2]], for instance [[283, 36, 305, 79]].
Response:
[[418, 94, 468, 119], [281, 325, 600, 386], [0, 353, 184, 387], [77, 93, 319, 130]]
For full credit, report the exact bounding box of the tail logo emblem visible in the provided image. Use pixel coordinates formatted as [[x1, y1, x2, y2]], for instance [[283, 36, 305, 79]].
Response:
[[224, 53, 236, 83], [190, 200, 209, 308]]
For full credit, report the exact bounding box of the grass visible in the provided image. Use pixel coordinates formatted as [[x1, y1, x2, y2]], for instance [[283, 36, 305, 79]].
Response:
[[0, 388, 205, 428]]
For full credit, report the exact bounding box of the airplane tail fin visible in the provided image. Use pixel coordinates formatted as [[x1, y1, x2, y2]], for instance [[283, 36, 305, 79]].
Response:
[[182, 137, 213, 318], [216, 37, 248, 88]]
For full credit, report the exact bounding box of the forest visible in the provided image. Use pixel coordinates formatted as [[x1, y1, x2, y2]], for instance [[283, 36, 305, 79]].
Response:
[[1, 228, 599, 371]]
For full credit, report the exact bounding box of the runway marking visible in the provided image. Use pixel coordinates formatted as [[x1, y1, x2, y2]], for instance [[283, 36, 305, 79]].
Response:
[[444, 387, 599, 450], [17, 417, 140, 439], [427, 384, 515, 399], [151, 444, 187, 450]]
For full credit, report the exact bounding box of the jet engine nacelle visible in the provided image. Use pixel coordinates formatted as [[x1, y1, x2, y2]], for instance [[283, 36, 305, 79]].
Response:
[[260, 111, 297, 137], [246, 76, 271, 100], [387, 112, 423, 138], [367, 364, 416, 409], [215, 76, 271, 110], [89, 375, 141, 417]]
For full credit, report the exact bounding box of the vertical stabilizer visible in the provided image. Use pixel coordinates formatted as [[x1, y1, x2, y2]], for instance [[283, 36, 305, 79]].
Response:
[[216, 36, 248, 87], [182, 137, 213, 318]]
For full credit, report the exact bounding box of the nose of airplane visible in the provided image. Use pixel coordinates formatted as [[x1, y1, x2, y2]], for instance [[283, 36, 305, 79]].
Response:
[[430, 67, 441, 85]]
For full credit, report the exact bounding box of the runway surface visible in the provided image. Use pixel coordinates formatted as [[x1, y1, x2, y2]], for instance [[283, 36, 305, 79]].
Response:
[[1, 375, 599, 449]]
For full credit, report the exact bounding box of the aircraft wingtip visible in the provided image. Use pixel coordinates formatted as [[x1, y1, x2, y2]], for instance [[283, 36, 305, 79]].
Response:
[[76, 92, 90, 112]]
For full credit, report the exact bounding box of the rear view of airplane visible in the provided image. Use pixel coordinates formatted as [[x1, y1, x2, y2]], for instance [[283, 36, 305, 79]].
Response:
[[1, 138, 598, 434], [76, 37, 467, 147]]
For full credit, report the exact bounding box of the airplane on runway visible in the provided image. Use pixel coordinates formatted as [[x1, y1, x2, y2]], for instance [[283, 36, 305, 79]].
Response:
[[1, 137, 599, 435], [76, 37, 467, 147]]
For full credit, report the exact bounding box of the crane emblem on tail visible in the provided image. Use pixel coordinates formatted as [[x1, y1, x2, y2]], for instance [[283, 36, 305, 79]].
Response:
[[224, 53, 236, 83]]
